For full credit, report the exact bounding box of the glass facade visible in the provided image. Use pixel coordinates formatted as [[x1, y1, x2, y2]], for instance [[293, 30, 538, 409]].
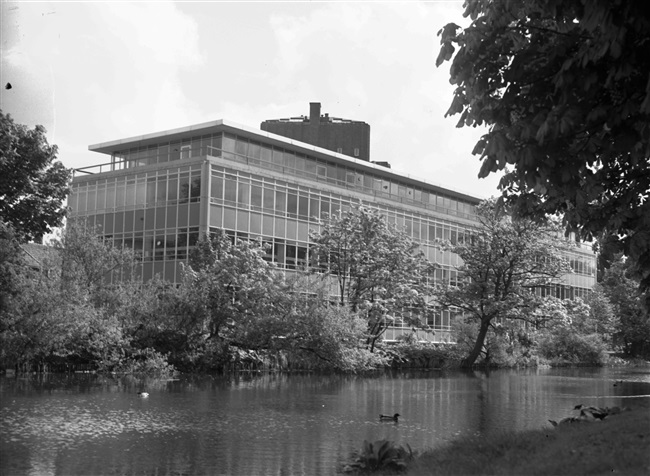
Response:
[[94, 132, 478, 220], [70, 122, 597, 343], [69, 163, 202, 282]]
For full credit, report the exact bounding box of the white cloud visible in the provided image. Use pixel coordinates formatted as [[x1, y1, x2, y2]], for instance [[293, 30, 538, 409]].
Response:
[[3, 0, 501, 198], [101, 2, 204, 68], [264, 2, 499, 198]]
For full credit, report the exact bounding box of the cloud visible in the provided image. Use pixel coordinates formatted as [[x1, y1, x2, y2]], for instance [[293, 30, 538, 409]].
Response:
[[266, 2, 499, 197], [101, 2, 204, 69], [2, 0, 500, 198]]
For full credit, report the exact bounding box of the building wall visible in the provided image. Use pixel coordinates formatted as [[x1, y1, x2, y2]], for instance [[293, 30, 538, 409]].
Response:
[[70, 123, 597, 343]]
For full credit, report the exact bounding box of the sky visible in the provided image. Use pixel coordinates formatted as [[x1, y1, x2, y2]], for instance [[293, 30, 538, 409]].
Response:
[[1, 0, 502, 199]]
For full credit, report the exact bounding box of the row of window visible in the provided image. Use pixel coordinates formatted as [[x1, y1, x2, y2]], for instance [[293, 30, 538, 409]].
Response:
[[538, 284, 591, 301], [107, 132, 477, 218], [101, 227, 200, 262], [210, 166, 478, 247], [78, 203, 201, 235], [213, 209, 464, 268], [70, 168, 202, 213], [70, 165, 479, 254], [568, 256, 596, 277]]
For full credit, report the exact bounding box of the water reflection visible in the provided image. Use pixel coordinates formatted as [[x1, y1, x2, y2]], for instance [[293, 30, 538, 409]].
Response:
[[1, 368, 649, 475]]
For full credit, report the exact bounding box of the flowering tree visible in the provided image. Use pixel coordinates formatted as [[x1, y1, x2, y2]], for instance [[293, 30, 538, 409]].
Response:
[[178, 231, 383, 371], [434, 199, 571, 367], [180, 231, 279, 344], [310, 205, 436, 351]]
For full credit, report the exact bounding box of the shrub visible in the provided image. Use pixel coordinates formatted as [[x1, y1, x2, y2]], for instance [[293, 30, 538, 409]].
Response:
[[537, 330, 609, 365], [381, 341, 457, 369], [342, 439, 414, 473], [108, 348, 177, 376]]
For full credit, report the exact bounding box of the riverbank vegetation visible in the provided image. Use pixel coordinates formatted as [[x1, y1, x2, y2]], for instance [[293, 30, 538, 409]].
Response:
[[2, 204, 648, 374]]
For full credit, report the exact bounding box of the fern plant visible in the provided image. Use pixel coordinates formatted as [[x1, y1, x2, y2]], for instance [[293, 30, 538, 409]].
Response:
[[342, 439, 414, 473]]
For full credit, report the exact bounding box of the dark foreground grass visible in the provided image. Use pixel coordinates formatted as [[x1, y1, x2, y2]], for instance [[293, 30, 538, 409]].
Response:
[[408, 405, 650, 476]]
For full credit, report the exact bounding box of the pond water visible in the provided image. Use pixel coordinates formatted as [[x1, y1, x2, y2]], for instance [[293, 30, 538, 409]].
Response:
[[1, 367, 649, 475]]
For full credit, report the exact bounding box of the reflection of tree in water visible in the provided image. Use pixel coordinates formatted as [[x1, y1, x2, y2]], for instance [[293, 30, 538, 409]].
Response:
[[180, 178, 201, 203]]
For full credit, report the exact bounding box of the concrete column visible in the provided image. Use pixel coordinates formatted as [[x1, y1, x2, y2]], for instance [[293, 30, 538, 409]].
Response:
[[199, 159, 211, 239]]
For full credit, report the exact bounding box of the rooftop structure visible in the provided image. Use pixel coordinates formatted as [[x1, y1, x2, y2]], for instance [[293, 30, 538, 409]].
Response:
[[261, 102, 371, 162]]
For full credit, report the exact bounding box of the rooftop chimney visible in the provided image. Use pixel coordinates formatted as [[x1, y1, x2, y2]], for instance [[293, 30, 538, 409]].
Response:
[[309, 102, 321, 125]]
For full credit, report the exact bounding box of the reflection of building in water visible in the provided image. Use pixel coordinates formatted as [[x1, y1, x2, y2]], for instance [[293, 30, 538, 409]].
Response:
[[68, 114, 596, 343]]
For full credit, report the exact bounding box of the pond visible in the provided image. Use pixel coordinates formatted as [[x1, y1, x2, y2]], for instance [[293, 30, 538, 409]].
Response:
[[1, 367, 649, 475]]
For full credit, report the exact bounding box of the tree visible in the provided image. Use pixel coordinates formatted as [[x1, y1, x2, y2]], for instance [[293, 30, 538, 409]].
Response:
[[234, 273, 385, 372], [180, 231, 280, 345], [0, 111, 72, 242], [601, 255, 650, 358], [54, 218, 137, 307], [434, 199, 571, 367], [436, 1, 650, 297], [583, 285, 616, 341], [310, 205, 436, 351], [0, 221, 24, 319], [177, 232, 382, 371], [0, 221, 105, 371]]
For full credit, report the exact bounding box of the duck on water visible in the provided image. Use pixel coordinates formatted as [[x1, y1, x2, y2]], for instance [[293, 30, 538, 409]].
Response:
[[380, 413, 400, 422]]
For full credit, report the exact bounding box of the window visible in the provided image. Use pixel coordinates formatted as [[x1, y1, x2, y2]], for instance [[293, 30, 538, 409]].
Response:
[[251, 185, 262, 209], [275, 190, 286, 214], [287, 192, 298, 218], [222, 135, 236, 160], [224, 176, 237, 204], [237, 182, 250, 207], [263, 187, 274, 211], [235, 138, 248, 158]]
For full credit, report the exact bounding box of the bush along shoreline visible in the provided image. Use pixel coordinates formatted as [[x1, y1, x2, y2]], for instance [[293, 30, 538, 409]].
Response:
[[3, 211, 649, 376], [3, 340, 647, 377]]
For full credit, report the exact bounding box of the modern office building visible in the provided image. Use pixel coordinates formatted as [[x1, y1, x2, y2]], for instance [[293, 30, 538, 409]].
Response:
[[261, 102, 371, 162], [68, 118, 597, 342]]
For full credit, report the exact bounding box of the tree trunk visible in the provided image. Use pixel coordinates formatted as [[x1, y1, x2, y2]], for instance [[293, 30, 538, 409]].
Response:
[[460, 318, 491, 368]]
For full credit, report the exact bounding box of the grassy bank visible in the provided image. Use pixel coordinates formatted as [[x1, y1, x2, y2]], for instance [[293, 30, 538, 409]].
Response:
[[407, 404, 650, 475]]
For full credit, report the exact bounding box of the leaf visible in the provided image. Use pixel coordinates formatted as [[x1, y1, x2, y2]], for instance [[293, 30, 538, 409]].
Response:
[[479, 156, 498, 178]]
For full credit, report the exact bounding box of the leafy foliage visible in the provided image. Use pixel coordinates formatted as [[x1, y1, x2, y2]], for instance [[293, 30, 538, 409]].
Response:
[[310, 205, 436, 350], [0, 111, 72, 242], [437, 1, 650, 298], [381, 340, 452, 369], [0, 220, 175, 374], [0, 221, 25, 317], [54, 218, 138, 306], [600, 256, 650, 358], [173, 232, 384, 372], [435, 199, 571, 367], [343, 439, 414, 473], [180, 231, 280, 342], [537, 330, 608, 365]]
